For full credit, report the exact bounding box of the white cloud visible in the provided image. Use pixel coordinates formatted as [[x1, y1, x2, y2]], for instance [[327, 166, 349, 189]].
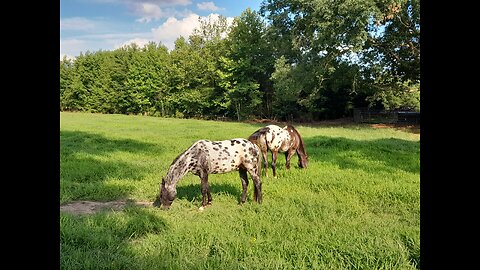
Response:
[[60, 35, 140, 58], [60, 39, 86, 58], [60, 17, 96, 31], [151, 13, 234, 50], [60, 53, 76, 61], [60, 13, 235, 57], [197, 1, 223, 11], [115, 38, 153, 49], [60, 32, 157, 58], [127, 0, 192, 5], [134, 3, 167, 23], [151, 13, 201, 49], [149, 0, 191, 5], [93, 0, 192, 5], [128, 0, 193, 22]]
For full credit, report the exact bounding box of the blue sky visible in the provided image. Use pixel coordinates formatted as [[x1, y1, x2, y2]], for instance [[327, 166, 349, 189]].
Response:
[[60, 0, 263, 60]]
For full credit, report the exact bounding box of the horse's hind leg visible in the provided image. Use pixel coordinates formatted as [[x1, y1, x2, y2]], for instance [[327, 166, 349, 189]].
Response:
[[251, 173, 262, 203], [200, 172, 212, 207], [239, 168, 249, 204], [271, 150, 278, 178]]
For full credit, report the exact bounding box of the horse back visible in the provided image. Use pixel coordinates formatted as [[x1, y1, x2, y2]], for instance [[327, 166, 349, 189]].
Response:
[[264, 125, 290, 152], [199, 139, 261, 174], [283, 125, 307, 157], [248, 127, 269, 152]]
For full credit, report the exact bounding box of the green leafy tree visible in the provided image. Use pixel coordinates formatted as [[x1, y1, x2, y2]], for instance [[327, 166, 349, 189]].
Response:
[[365, 0, 420, 82], [63, 53, 94, 112], [222, 8, 275, 119], [362, 0, 420, 110], [261, 0, 420, 117], [141, 42, 170, 116], [189, 15, 232, 117], [60, 2, 419, 121], [167, 36, 217, 118], [270, 56, 300, 120], [60, 56, 74, 111], [89, 51, 117, 113], [118, 42, 170, 115], [261, 0, 378, 113]]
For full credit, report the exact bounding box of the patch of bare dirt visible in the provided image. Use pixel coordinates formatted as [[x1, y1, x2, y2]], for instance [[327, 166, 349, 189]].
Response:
[[245, 118, 282, 125], [246, 118, 420, 134], [60, 200, 152, 215], [370, 123, 420, 134], [245, 117, 355, 126]]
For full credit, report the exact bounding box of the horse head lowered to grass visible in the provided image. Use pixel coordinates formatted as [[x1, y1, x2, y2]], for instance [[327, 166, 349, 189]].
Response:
[[248, 124, 308, 178], [153, 138, 263, 210]]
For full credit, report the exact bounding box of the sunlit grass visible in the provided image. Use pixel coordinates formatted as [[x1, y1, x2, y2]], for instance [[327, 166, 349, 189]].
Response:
[[60, 112, 420, 269]]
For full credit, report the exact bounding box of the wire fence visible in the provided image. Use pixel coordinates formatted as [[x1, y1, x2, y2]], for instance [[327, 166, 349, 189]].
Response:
[[353, 108, 420, 124]]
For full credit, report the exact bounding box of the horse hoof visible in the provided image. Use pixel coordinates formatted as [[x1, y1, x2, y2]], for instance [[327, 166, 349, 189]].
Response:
[[198, 206, 205, 211]]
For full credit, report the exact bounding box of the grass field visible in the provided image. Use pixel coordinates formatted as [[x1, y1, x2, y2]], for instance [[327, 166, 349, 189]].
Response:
[[60, 112, 420, 269]]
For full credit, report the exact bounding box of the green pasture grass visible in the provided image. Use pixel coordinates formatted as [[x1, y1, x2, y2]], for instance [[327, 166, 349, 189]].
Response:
[[60, 112, 420, 269]]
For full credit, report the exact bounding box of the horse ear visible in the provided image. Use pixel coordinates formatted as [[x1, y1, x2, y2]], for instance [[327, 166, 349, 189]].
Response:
[[161, 177, 165, 185]]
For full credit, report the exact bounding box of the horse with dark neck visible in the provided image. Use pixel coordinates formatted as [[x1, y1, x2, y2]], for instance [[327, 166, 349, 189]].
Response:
[[248, 124, 308, 178], [153, 138, 262, 210]]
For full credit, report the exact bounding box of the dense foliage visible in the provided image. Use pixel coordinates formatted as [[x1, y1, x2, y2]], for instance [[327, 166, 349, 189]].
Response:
[[60, 0, 420, 121]]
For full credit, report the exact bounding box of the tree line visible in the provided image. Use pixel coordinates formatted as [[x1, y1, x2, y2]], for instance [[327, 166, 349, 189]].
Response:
[[60, 0, 420, 121]]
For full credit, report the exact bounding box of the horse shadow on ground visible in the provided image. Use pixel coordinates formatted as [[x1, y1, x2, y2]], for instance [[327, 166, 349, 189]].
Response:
[[303, 135, 420, 174], [60, 130, 162, 201], [175, 182, 243, 203]]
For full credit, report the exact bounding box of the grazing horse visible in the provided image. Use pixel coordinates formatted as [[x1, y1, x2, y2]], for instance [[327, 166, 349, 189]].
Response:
[[248, 124, 308, 178], [153, 138, 262, 210]]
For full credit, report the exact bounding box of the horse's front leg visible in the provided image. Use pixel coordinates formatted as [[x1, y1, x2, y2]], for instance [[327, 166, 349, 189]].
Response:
[[271, 150, 278, 178], [285, 149, 295, 170], [239, 168, 249, 204], [200, 172, 212, 207]]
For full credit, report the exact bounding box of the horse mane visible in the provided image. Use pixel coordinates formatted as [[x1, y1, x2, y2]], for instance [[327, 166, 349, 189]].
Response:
[[165, 145, 195, 185], [285, 125, 307, 157], [169, 149, 186, 167]]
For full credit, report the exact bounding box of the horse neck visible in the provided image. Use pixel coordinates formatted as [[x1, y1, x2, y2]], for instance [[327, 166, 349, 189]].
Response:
[[292, 130, 307, 158], [297, 140, 307, 158], [165, 148, 193, 187]]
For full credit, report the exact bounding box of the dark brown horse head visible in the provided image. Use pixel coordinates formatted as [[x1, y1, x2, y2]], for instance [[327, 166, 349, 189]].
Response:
[[153, 177, 176, 210], [285, 125, 308, 169], [298, 153, 308, 168]]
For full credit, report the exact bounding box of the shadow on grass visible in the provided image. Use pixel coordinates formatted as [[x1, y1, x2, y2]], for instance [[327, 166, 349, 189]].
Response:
[[60, 206, 168, 270], [303, 136, 420, 174], [60, 130, 160, 157], [175, 182, 242, 203], [60, 131, 161, 201], [153, 179, 244, 207]]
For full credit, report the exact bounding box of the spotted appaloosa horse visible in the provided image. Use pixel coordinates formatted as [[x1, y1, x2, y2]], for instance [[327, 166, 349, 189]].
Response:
[[248, 124, 308, 178], [153, 138, 262, 210]]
